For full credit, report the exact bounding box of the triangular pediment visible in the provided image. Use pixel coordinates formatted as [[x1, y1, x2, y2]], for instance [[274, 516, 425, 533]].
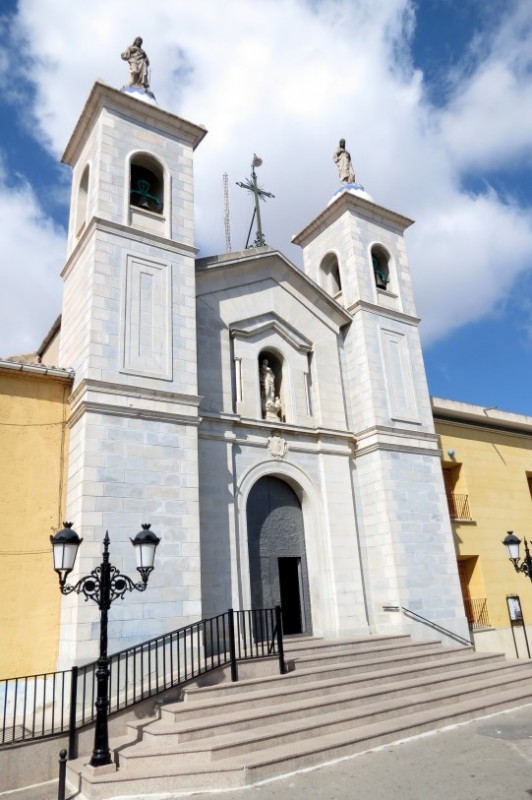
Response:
[[196, 247, 351, 331], [230, 312, 313, 353]]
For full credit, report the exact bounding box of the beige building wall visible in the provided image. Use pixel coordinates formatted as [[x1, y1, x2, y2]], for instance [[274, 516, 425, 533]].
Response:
[[434, 398, 532, 658], [0, 364, 72, 678]]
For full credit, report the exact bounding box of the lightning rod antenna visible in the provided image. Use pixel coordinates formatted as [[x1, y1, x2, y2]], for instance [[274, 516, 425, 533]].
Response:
[[223, 172, 232, 253]]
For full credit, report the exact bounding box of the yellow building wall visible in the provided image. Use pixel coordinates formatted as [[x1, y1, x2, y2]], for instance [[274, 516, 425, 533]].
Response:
[[436, 420, 532, 636], [0, 369, 71, 679]]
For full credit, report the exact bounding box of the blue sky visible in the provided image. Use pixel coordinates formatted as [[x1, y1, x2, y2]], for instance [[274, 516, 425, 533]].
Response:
[[411, 0, 532, 414], [1, 0, 532, 415]]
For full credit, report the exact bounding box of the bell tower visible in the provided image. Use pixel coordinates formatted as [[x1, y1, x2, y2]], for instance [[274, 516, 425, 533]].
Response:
[[56, 81, 207, 666], [293, 183, 469, 641]]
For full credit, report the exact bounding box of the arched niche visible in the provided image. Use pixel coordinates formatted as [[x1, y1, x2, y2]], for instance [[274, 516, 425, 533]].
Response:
[[258, 349, 285, 422], [371, 244, 390, 290], [318, 252, 342, 296], [75, 164, 90, 236]]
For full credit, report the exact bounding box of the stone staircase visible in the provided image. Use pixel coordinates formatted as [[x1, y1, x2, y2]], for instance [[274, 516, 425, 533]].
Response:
[[67, 634, 532, 799]]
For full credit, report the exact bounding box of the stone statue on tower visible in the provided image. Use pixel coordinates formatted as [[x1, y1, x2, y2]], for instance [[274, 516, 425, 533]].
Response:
[[121, 37, 151, 91], [333, 139, 356, 184]]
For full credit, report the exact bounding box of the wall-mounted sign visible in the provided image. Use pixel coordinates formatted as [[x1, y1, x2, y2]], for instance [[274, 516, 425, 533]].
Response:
[[507, 595, 523, 622]]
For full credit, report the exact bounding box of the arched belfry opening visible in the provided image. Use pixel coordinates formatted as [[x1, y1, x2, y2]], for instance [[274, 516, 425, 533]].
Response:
[[246, 476, 312, 635], [319, 252, 342, 296], [371, 244, 390, 290], [75, 164, 90, 236], [129, 153, 164, 214], [258, 350, 284, 422]]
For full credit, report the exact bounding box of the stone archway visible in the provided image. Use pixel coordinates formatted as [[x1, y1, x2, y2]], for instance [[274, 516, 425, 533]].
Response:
[[246, 475, 312, 635]]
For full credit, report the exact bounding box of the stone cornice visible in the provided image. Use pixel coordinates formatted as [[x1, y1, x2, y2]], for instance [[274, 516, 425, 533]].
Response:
[[347, 299, 420, 327], [432, 396, 532, 432], [292, 191, 414, 247], [434, 411, 532, 439], [62, 81, 207, 166], [355, 440, 441, 458], [199, 411, 356, 449], [68, 400, 200, 428], [61, 216, 198, 280], [353, 423, 440, 458], [70, 378, 201, 407], [68, 378, 201, 427], [355, 423, 437, 443]]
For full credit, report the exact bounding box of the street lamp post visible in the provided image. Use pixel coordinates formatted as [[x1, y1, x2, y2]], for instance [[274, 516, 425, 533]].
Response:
[[502, 531, 532, 583], [50, 522, 160, 767]]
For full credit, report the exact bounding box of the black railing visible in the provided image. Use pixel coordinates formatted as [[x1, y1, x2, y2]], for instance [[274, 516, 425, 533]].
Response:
[[463, 597, 491, 630], [383, 605, 473, 647], [446, 493, 472, 521], [0, 607, 285, 752], [0, 669, 73, 746]]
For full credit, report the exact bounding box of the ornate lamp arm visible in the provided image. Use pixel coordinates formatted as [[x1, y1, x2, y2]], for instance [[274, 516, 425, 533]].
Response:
[[514, 538, 532, 579], [504, 532, 532, 583], [59, 563, 147, 604], [56, 531, 150, 605]]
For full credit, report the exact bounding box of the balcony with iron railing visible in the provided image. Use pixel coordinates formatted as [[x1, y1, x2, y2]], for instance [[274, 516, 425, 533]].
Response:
[[446, 492, 472, 521], [463, 597, 491, 630]]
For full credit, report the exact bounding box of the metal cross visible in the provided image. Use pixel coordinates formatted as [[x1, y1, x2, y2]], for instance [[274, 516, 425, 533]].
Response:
[[236, 154, 275, 248]]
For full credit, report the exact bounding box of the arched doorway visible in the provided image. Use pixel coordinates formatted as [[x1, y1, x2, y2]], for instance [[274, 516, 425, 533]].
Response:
[[246, 476, 311, 635]]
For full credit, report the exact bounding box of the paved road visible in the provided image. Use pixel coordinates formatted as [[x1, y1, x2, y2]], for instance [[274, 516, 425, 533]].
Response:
[[6, 704, 532, 800]]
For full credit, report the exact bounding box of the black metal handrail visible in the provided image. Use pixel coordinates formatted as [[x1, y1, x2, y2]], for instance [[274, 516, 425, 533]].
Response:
[[0, 607, 285, 753], [383, 605, 473, 647]]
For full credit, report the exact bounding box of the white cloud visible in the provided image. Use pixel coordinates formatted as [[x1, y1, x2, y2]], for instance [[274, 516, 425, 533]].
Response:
[[409, 191, 532, 342], [439, 0, 532, 172], [0, 158, 65, 357], [1, 0, 532, 355]]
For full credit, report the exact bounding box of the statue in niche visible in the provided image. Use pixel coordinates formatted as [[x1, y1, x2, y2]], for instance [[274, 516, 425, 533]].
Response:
[[121, 37, 150, 91], [333, 139, 356, 184], [260, 359, 282, 421]]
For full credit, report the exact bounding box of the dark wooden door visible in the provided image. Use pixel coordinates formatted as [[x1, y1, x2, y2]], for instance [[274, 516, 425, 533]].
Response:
[[246, 476, 311, 634]]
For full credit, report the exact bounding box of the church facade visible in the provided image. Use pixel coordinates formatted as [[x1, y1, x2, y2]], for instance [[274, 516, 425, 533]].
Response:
[[37, 81, 469, 668]]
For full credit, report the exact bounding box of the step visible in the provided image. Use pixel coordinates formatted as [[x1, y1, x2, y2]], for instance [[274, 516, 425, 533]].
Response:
[[69, 757, 247, 798], [177, 645, 500, 708], [282, 634, 411, 657], [74, 686, 532, 799], [121, 662, 532, 757], [179, 642, 475, 705], [120, 675, 532, 766], [289, 639, 461, 670], [240, 687, 532, 783], [66, 633, 532, 800], [155, 652, 522, 725], [286, 642, 471, 669]]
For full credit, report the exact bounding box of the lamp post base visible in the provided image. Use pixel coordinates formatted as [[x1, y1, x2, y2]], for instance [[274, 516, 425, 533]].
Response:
[[89, 751, 113, 768]]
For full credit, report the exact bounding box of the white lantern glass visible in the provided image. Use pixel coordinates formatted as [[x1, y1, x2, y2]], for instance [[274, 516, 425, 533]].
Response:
[[506, 540, 520, 560], [134, 541, 157, 570], [53, 541, 80, 572], [503, 531, 521, 561]]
